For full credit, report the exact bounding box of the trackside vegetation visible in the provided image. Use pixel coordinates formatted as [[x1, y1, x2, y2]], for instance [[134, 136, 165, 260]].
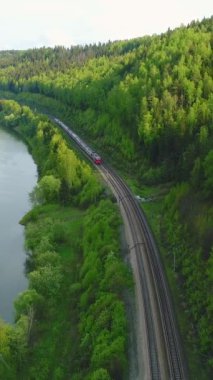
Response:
[[0, 100, 131, 380], [0, 16, 212, 378]]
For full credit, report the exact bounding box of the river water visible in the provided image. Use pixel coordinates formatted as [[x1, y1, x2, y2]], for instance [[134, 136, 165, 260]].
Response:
[[0, 128, 37, 323]]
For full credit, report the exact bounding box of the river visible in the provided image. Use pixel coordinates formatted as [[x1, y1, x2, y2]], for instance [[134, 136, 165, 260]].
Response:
[[0, 128, 37, 323]]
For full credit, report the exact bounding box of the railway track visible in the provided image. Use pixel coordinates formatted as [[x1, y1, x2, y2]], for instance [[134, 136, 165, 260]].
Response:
[[54, 118, 186, 379], [102, 166, 161, 379], [101, 164, 186, 379]]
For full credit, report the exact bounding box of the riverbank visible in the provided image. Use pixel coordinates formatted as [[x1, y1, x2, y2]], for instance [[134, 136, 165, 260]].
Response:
[[0, 99, 131, 380], [0, 128, 37, 323]]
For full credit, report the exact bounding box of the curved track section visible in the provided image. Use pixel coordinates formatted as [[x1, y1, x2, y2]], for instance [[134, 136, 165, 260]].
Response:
[[103, 167, 161, 379], [54, 118, 186, 380], [102, 164, 186, 379]]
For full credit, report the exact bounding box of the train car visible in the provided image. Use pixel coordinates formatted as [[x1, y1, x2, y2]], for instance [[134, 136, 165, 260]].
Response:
[[91, 152, 102, 165], [54, 118, 102, 165]]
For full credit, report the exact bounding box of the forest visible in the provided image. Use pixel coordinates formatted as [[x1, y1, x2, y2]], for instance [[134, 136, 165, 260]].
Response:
[[0, 100, 131, 379], [0, 16, 212, 379]]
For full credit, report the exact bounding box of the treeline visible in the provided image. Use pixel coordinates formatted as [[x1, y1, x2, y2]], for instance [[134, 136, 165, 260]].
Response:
[[0, 39, 142, 77], [0, 99, 102, 207], [0, 100, 130, 379]]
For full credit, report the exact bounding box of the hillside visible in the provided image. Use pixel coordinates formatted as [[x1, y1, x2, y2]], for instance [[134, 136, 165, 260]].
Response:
[[0, 17, 212, 181], [0, 16, 212, 378]]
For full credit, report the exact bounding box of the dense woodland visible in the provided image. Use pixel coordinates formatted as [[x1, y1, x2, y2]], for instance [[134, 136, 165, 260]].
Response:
[[0, 100, 131, 380], [0, 16, 212, 379], [0, 18, 212, 181]]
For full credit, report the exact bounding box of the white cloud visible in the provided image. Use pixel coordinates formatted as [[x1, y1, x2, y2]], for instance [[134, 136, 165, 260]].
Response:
[[42, 30, 75, 48]]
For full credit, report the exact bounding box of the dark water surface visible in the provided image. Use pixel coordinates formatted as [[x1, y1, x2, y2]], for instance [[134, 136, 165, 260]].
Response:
[[0, 128, 37, 323]]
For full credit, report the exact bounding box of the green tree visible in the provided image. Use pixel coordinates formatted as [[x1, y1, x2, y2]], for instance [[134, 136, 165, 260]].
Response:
[[30, 175, 61, 204], [90, 368, 111, 380], [15, 289, 44, 319], [203, 150, 213, 197]]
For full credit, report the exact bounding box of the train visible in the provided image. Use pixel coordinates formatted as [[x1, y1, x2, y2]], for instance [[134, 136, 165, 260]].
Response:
[[54, 118, 102, 165]]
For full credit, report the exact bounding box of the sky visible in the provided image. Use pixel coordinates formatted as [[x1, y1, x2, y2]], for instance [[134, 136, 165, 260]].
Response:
[[0, 0, 212, 50]]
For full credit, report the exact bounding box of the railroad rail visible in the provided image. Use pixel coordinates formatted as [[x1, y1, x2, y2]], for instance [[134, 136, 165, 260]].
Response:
[[54, 118, 187, 379], [102, 166, 161, 379], [102, 164, 186, 379]]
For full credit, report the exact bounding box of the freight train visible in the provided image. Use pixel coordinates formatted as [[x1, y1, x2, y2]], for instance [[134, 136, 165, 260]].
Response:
[[54, 118, 102, 165]]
